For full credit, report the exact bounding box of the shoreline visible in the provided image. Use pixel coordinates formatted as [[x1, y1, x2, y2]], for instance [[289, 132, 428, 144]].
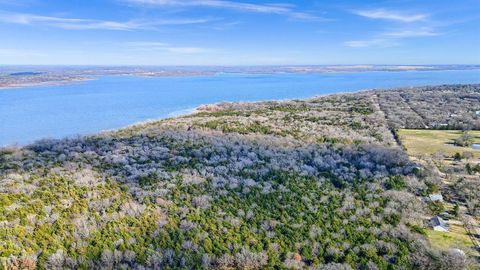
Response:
[[2, 82, 479, 148], [0, 77, 95, 90]]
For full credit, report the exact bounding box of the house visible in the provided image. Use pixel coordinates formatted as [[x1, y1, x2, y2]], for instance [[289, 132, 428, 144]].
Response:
[[440, 210, 451, 217], [428, 216, 449, 232], [428, 193, 443, 202], [476, 111, 480, 116]]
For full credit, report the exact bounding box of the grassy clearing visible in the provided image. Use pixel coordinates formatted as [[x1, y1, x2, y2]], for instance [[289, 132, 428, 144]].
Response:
[[398, 129, 480, 158], [426, 224, 480, 257], [400, 129, 480, 259]]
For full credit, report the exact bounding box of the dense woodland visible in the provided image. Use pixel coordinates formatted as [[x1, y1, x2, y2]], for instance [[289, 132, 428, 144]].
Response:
[[1, 84, 479, 269]]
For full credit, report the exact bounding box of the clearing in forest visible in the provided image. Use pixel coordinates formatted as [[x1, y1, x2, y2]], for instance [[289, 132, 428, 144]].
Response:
[[398, 129, 480, 159]]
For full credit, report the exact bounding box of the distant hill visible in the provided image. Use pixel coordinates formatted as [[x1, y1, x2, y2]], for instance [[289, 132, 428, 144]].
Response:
[[8, 72, 43, 76]]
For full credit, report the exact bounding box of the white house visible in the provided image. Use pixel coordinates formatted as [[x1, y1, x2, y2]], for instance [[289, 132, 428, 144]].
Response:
[[428, 216, 449, 232]]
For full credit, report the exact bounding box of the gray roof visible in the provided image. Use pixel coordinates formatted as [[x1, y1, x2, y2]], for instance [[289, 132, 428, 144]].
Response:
[[430, 216, 448, 228], [429, 194, 443, 201]]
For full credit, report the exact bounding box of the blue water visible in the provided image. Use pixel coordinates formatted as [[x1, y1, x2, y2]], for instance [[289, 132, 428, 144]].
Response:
[[1, 70, 480, 146]]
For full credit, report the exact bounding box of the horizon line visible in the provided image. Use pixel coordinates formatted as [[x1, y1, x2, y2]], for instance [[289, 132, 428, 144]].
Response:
[[2, 64, 480, 67]]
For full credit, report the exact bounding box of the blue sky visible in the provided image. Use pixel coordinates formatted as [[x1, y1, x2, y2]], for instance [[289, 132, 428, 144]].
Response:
[[1, 0, 479, 65]]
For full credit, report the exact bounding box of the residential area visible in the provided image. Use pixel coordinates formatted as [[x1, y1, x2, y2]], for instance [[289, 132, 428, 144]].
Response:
[[399, 129, 480, 260]]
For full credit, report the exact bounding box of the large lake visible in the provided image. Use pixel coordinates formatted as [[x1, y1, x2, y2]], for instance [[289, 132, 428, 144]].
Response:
[[1, 70, 480, 146]]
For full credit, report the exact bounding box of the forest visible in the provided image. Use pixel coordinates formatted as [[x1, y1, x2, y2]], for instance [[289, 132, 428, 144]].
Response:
[[1, 84, 479, 269]]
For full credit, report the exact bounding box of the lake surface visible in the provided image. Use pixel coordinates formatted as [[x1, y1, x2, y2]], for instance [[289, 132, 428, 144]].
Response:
[[1, 70, 480, 146]]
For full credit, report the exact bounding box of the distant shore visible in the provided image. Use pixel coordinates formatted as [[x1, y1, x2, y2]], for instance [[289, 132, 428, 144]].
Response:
[[0, 77, 95, 90], [1, 65, 480, 90]]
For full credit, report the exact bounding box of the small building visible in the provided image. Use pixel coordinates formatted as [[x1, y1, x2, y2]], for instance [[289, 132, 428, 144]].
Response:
[[428, 216, 449, 232], [476, 110, 480, 116], [428, 193, 443, 202], [440, 210, 450, 216]]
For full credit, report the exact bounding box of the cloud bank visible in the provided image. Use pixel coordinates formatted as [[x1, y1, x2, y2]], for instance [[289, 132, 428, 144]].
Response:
[[0, 11, 212, 30], [123, 0, 319, 20]]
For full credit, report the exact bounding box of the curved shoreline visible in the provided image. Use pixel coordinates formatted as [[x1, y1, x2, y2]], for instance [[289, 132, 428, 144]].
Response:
[[1, 80, 479, 147]]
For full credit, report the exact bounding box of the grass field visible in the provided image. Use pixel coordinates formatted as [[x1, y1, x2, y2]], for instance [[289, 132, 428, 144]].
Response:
[[400, 129, 480, 258], [398, 129, 480, 159], [426, 224, 480, 258]]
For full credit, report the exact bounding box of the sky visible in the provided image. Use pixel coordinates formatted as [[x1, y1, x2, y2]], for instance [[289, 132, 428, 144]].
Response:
[[1, 0, 479, 65]]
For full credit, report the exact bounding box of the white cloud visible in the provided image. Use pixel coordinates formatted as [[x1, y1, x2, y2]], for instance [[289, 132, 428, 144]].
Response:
[[0, 0, 35, 5], [123, 0, 319, 20], [166, 47, 210, 54], [124, 41, 169, 47], [0, 11, 212, 30], [346, 8, 441, 48], [383, 29, 439, 38], [344, 27, 440, 48], [344, 39, 397, 48], [354, 9, 428, 22], [123, 41, 213, 54]]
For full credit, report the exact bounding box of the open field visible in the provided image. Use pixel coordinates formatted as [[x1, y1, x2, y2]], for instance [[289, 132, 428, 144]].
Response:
[[401, 129, 480, 262], [398, 129, 480, 159], [426, 224, 480, 258]]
